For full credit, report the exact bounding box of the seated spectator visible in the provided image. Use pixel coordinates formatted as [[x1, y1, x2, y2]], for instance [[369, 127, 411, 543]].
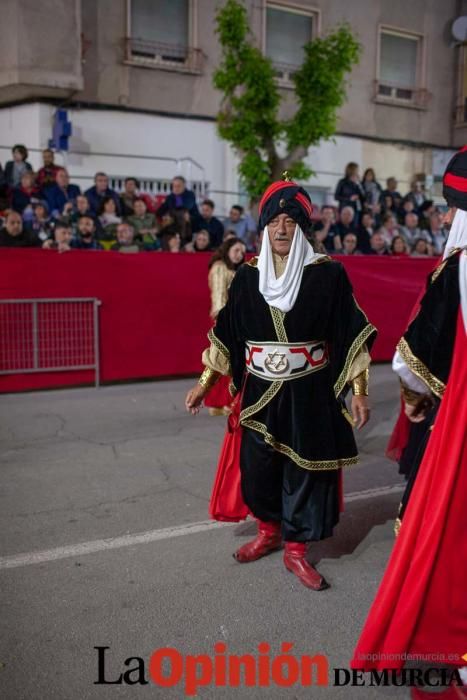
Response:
[[71, 216, 103, 250], [58, 194, 93, 234], [341, 232, 361, 255], [161, 232, 182, 253], [411, 237, 432, 257], [36, 149, 61, 189], [334, 162, 365, 214], [126, 198, 158, 247], [368, 230, 389, 255], [197, 199, 224, 248], [223, 205, 257, 250], [156, 176, 200, 229], [98, 197, 121, 248], [3, 144, 33, 187], [333, 206, 356, 251], [404, 179, 425, 214], [356, 211, 375, 253], [426, 211, 448, 256], [42, 223, 73, 253], [390, 235, 409, 256], [312, 205, 337, 252], [119, 177, 155, 216], [110, 223, 141, 253], [380, 177, 402, 213], [11, 171, 42, 215], [379, 212, 400, 245], [184, 229, 212, 252], [85, 172, 121, 216], [0, 211, 41, 247], [173, 208, 192, 246], [400, 212, 425, 247], [44, 168, 80, 218], [419, 200, 436, 229], [400, 198, 416, 221], [361, 168, 382, 212], [26, 203, 54, 243]]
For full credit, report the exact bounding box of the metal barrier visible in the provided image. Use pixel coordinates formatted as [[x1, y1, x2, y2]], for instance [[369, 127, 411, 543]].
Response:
[[0, 298, 101, 387]]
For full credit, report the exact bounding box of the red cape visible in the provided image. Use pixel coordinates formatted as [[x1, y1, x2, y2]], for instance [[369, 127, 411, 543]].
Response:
[[352, 311, 467, 670]]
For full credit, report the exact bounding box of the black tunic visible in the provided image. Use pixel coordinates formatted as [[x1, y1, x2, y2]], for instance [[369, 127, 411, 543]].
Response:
[[210, 257, 377, 471]]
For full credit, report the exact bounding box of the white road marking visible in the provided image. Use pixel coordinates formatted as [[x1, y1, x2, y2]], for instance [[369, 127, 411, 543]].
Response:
[[0, 484, 405, 570]]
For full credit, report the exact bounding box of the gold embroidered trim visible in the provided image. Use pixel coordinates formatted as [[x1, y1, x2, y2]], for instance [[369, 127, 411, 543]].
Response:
[[228, 379, 237, 398], [333, 323, 377, 398], [269, 307, 288, 342], [208, 328, 230, 363], [305, 255, 332, 266], [394, 517, 402, 537], [397, 337, 445, 399], [431, 246, 463, 284], [239, 380, 283, 422], [241, 418, 359, 471], [246, 257, 258, 267]]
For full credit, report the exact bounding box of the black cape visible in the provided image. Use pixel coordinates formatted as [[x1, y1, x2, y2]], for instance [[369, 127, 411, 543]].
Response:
[[210, 257, 377, 471]]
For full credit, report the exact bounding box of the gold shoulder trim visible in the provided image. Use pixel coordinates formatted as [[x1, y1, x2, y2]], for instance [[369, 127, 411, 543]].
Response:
[[246, 257, 258, 268], [333, 323, 377, 398], [208, 328, 230, 364], [241, 418, 359, 471], [394, 517, 402, 537], [396, 337, 445, 399], [309, 255, 332, 265], [269, 306, 288, 342], [240, 380, 283, 422], [430, 247, 462, 284]]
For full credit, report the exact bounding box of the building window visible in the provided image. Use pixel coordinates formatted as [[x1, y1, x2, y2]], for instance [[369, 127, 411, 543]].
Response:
[[376, 28, 428, 108], [125, 0, 203, 74], [265, 3, 316, 85], [455, 44, 467, 125]]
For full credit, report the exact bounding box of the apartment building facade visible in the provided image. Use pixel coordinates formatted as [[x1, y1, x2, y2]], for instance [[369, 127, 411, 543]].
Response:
[[0, 0, 464, 211]]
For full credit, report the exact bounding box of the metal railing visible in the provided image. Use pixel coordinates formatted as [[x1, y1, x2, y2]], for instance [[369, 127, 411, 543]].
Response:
[[124, 38, 205, 74], [0, 298, 101, 387]]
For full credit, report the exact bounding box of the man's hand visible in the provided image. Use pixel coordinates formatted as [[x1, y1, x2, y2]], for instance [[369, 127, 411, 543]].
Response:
[[185, 383, 207, 415], [404, 395, 434, 423], [351, 395, 370, 430]]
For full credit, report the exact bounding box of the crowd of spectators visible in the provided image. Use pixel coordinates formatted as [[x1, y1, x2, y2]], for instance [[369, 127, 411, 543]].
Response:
[[0, 146, 448, 258]]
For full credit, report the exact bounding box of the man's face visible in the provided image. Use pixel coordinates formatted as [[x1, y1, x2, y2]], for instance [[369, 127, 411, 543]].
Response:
[[321, 207, 335, 224], [95, 175, 108, 192], [134, 200, 146, 216], [361, 213, 373, 229], [43, 150, 54, 167], [171, 178, 185, 195], [56, 169, 68, 188], [405, 213, 418, 229], [55, 227, 72, 245], [5, 213, 22, 236], [441, 207, 456, 227], [201, 203, 213, 220], [78, 217, 95, 237], [371, 233, 385, 252], [21, 173, 34, 189], [76, 196, 89, 213], [388, 178, 397, 191], [229, 208, 241, 223], [343, 234, 357, 252], [429, 212, 441, 231], [267, 213, 297, 256], [340, 207, 354, 226], [117, 225, 133, 245], [195, 231, 210, 250], [125, 180, 137, 195]]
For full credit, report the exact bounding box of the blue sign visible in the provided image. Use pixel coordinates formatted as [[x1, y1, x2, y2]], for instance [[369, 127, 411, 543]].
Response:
[[48, 109, 72, 151]]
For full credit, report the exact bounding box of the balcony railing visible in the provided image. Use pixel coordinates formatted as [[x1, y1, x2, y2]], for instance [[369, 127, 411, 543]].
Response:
[[374, 81, 431, 109], [125, 38, 204, 74]]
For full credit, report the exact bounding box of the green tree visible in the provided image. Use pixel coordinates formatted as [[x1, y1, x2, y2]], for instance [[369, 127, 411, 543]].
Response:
[[213, 0, 361, 202]]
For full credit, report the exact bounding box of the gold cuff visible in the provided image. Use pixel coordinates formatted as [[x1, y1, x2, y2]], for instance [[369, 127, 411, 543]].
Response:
[[400, 380, 424, 406], [351, 368, 369, 396], [199, 367, 220, 391]]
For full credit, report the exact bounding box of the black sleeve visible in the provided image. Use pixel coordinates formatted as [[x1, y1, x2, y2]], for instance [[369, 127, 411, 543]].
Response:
[[328, 263, 377, 398], [397, 253, 460, 397], [334, 178, 345, 202]]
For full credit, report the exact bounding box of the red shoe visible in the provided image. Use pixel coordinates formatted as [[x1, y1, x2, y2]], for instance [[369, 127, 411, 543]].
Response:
[[283, 542, 330, 591], [233, 520, 282, 563]]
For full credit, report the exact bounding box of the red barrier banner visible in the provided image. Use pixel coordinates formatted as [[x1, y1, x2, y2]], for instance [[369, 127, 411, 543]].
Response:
[[0, 250, 435, 392]]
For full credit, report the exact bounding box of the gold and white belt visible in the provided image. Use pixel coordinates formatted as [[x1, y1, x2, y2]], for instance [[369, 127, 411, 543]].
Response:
[[245, 340, 329, 381]]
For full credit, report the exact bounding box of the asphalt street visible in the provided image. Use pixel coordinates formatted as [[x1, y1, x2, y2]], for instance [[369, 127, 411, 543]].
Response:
[[0, 365, 413, 699]]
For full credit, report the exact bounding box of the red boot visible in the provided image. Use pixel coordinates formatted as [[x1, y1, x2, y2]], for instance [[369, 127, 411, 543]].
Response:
[[283, 542, 330, 590], [233, 520, 282, 563]]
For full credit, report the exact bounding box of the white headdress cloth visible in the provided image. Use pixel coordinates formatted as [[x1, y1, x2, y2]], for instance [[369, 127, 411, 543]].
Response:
[[443, 208, 467, 332], [257, 224, 325, 313]]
